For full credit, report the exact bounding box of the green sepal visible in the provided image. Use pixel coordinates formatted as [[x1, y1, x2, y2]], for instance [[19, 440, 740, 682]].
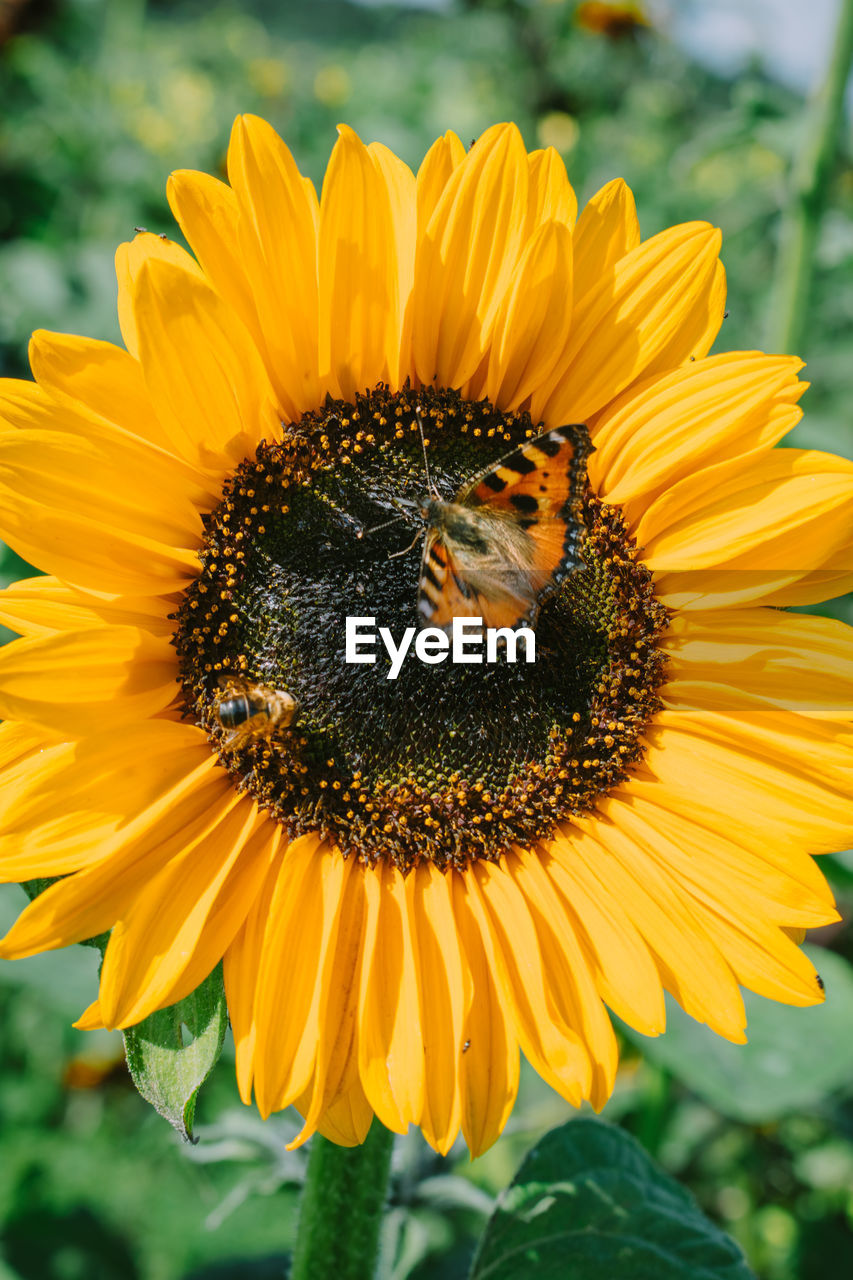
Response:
[[122, 965, 228, 1144], [470, 1116, 754, 1279]]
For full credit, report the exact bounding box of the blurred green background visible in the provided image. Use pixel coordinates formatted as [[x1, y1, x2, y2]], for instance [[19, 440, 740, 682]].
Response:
[[1, 1, 853, 1277]]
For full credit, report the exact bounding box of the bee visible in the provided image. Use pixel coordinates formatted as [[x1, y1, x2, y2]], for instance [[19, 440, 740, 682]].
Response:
[[213, 676, 298, 751], [415, 420, 593, 632]]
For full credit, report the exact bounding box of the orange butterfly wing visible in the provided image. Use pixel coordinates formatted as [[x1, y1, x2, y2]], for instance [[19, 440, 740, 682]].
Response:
[[416, 426, 592, 632], [417, 528, 540, 631], [464, 425, 591, 589]]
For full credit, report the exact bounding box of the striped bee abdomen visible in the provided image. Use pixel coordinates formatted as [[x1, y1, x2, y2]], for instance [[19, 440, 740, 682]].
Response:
[[217, 693, 258, 729]]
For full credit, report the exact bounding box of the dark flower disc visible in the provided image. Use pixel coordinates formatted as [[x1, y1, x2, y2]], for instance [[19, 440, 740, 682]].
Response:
[[174, 386, 669, 869]]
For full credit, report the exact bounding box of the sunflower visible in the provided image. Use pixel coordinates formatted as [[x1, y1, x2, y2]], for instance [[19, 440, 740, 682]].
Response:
[[0, 119, 851, 1157]]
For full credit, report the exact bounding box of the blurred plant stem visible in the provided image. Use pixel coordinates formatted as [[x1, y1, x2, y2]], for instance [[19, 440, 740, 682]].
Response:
[[291, 1121, 395, 1280], [635, 1062, 671, 1159], [768, 0, 853, 354]]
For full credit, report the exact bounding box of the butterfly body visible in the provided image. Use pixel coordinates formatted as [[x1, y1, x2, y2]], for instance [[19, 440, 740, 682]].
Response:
[[415, 424, 592, 632]]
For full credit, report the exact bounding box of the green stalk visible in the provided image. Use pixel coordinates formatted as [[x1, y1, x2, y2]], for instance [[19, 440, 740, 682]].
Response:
[[291, 1122, 395, 1280], [768, 0, 853, 353]]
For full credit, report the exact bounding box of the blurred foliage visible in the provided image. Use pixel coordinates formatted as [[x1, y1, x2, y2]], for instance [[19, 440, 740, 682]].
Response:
[[2, 0, 853, 1277]]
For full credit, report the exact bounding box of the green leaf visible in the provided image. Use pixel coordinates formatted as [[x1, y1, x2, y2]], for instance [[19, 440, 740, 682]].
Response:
[[122, 965, 228, 1143], [470, 1117, 753, 1280], [17, 880, 227, 1138], [621, 945, 853, 1123]]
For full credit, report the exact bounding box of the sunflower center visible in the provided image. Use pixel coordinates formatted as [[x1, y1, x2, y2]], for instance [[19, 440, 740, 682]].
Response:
[[173, 386, 669, 870]]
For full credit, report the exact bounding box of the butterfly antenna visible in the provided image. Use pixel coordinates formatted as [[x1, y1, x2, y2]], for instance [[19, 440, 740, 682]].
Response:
[[415, 405, 441, 500], [356, 512, 407, 540]]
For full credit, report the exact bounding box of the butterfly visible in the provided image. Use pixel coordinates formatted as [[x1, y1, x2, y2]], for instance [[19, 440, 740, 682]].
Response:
[[415, 423, 593, 632]]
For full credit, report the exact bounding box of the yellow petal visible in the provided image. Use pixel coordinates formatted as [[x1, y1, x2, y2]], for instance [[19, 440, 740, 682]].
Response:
[[0, 719, 55, 769], [0, 373, 220, 519], [252, 837, 350, 1116], [225, 115, 323, 417], [612, 792, 837, 931], [452, 874, 519, 1156], [288, 868, 368, 1149], [0, 753, 235, 957], [566, 813, 747, 1041], [0, 626, 178, 736], [527, 147, 578, 232], [738, 544, 853, 607], [357, 861, 425, 1132], [483, 221, 574, 412], [133, 257, 279, 474], [0, 425, 205, 550], [539, 222, 723, 425], [465, 860, 592, 1104], [116, 232, 205, 358], [310, 1079, 374, 1149], [410, 862, 468, 1154], [509, 847, 618, 1109], [318, 125, 403, 400], [416, 130, 466, 232], [588, 352, 806, 516], [98, 801, 270, 1027], [223, 834, 288, 1104], [0, 490, 196, 595], [658, 707, 851, 795], [638, 449, 853, 571], [608, 796, 831, 1007], [655, 549, 853, 612], [166, 167, 264, 362], [572, 177, 640, 302], [646, 255, 726, 376], [0, 721, 210, 882], [662, 608, 853, 721], [367, 140, 417, 387], [27, 331, 177, 454], [411, 123, 530, 388], [0, 576, 173, 639], [685, 898, 826, 1007], [637, 716, 853, 859], [544, 834, 665, 1036]]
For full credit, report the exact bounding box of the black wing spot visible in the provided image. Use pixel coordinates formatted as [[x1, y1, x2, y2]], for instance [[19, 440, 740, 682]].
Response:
[[481, 473, 506, 493], [510, 493, 539, 514], [536, 435, 564, 458], [505, 452, 537, 475]]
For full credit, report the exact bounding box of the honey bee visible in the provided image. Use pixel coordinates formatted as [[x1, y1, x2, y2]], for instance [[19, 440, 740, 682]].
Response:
[[213, 676, 298, 750]]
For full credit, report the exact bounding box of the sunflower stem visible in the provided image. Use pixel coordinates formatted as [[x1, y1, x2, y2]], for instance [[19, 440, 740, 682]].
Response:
[[291, 1122, 395, 1280], [767, 0, 853, 354]]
